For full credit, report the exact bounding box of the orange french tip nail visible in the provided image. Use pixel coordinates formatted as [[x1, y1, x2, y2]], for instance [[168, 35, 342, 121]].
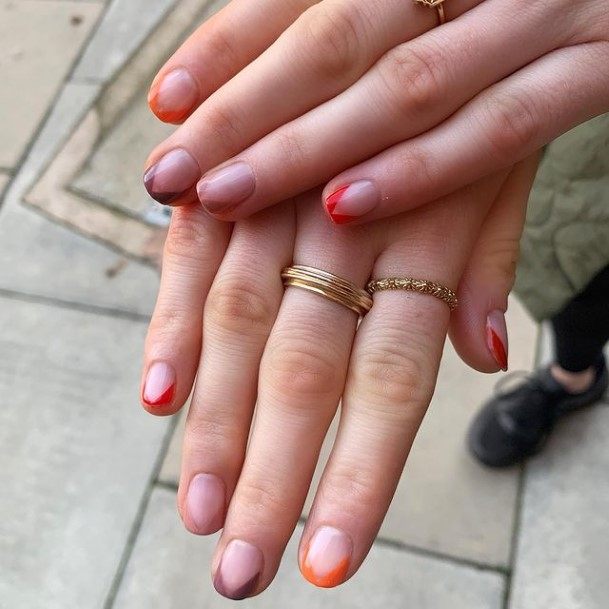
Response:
[[148, 91, 190, 124], [300, 556, 349, 588]]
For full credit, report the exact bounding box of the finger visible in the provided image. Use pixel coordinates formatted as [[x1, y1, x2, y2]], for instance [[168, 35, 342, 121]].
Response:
[[323, 42, 609, 224], [191, 0, 567, 218], [143, 0, 485, 205], [450, 154, 540, 373], [210, 197, 378, 600], [178, 204, 294, 536], [148, 0, 317, 124], [141, 205, 230, 416], [299, 175, 506, 587]]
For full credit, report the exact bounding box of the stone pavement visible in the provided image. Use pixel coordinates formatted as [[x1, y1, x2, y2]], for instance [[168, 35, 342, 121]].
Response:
[[1, 1, 608, 608]]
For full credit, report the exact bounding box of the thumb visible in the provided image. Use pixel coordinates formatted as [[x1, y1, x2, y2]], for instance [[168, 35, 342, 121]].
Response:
[[449, 153, 540, 373]]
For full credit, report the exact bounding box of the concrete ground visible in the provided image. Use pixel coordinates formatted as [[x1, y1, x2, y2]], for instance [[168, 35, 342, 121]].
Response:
[[1, 1, 608, 608]]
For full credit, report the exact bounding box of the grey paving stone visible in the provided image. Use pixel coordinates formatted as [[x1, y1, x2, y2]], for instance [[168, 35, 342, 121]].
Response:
[[0, 297, 171, 609], [0, 172, 9, 198], [4, 81, 101, 211], [114, 487, 505, 609], [159, 297, 536, 567], [72, 0, 179, 84], [0, 0, 103, 168], [509, 336, 609, 609], [0, 202, 160, 316]]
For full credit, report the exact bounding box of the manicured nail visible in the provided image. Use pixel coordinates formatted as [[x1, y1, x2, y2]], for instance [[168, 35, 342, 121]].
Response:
[[214, 540, 263, 600], [144, 148, 200, 205], [148, 68, 199, 124], [142, 362, 176, 407], [486, 310, 509, 371], [196, 161, 255, 214], [186, 474, 225, 535], [325, 180, 379, 224], [301, 526, 352, 588]]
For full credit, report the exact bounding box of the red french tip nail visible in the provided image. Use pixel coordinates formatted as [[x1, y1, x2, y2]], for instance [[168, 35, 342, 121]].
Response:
[[142, 362, 176, 407], [325, 186, 353, 224], [487, 328, 508, 371], [486, 310, 509, 371]]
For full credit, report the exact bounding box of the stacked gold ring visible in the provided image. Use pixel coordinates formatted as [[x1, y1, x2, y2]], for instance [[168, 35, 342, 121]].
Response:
[[367, 277, 458, 310], [282, 265, 373, 317]]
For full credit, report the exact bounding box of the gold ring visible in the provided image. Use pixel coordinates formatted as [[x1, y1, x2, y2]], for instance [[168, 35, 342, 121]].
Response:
[[414, 0, 446, 25], [367, 277, 458, 310], [282, 265, 373, 317]]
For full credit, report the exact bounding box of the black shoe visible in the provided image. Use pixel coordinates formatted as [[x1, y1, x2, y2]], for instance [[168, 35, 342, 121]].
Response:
[[468, 356, 608, 468]]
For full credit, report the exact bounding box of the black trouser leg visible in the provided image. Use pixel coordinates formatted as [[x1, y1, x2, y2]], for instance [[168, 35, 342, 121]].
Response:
[[550, 265, 609, 372]]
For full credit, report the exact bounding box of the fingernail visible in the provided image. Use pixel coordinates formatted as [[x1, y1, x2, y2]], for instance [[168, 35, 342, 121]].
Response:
[[144, 148, 200, 205], [142, 362, 176, 407], [214, 540, 263, 600], [325, 180, 379, 224], [186, 474, 225, 535], [148, 68, 199, 123], [197, 161, 255, 214], [301, 526, 352, 588], [486, 310, 509, 371]]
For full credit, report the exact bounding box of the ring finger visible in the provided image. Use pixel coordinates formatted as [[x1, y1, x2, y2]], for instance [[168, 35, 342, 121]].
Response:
[[209, 194, 378, 600]]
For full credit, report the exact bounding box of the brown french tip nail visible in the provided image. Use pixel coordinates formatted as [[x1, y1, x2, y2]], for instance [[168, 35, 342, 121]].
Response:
[[486, 309, 509, 371], [148, 67, 198, 124], [144, 148, 200, 205], [213, 540, 263, 600]]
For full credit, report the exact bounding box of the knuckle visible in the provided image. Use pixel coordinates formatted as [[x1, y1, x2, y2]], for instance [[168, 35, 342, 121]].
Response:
[[323, 463, 380, 510], [164, 211, 212, 264], [148, 305, 194, 341], [265, 337, 340, 400], [206, 278, 275, 335], [482, 237, 521, 289], [235, 478, 289, 520], [379, 43, 446, 119], [297, 3, 362, 80], [483, 92, 541, 162], [205, 27, 240, 75], [355, 344, 429, 412], [203, 102, 243, 154]]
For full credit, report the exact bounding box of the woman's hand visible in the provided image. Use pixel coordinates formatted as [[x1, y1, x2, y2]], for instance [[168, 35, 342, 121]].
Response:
[[143, 0, 608, 224], [140, 156, 537, 599]]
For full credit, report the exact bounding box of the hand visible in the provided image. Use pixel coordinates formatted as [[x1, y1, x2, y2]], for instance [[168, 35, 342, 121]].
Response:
[[140, 157, 537, 599], [143, 0, 608, 224]]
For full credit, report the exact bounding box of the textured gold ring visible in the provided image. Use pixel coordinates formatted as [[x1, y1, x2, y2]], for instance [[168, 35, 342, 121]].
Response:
[[367, 277, 458, 310], [282, 265, 373, 317], [414, 0, 446, 25]]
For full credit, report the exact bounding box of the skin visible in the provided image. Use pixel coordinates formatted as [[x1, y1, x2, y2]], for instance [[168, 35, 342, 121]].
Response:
[[144, 0, 609, 223], [141, 156, 539, 598]]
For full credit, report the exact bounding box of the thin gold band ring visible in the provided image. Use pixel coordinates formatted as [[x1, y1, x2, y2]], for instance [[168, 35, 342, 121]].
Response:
[[367, 277, 458, 310], [414, 0, 447, 26]]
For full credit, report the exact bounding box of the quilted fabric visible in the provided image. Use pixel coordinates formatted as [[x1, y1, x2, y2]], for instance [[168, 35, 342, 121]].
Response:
[[514, 113, 609, 321]]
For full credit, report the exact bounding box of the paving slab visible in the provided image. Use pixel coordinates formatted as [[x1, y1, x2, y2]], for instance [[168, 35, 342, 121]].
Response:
[[0, 297, 171, 609], [0, 202, 160, 316], [72, 0, 178, 84], [509, 336, 609, 609], [159, 296, 536, 566], [114, 487, 505, 609], [0, 0, 103, 169]]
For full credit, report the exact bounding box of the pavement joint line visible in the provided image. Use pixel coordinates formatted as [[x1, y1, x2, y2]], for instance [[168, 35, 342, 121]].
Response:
[[0, 288, 151, 323], [152, 482, 509, 578], [104, 413, 181, 609]]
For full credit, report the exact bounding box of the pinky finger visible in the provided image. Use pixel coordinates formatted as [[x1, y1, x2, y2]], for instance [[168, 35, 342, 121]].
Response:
[[141, 206, 230, 415], [449, 154, 540, 373], [323, 43, 609, 225]]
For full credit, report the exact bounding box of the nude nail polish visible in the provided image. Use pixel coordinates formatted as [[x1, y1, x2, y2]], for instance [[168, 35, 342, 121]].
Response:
[[186, 474, 225, 535], [325, 180, 379, 224], [148, 68, 198, 123], [214, 540, 263, 600], [142, 362, 176, 407], [486, 310, 509, 371], [196, 161, 255, 214], [301, 526, 352, 588], [144, 148, 200, 205]]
